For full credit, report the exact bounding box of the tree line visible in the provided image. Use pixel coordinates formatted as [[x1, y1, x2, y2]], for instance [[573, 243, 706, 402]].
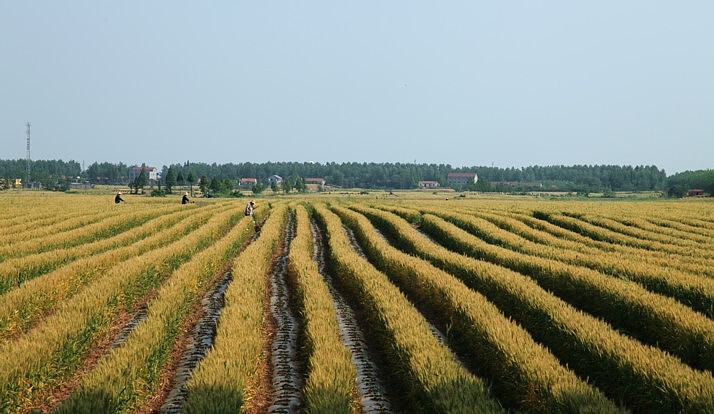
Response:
[[0, 159, 709, 197], [665, 170, 714, 198], [80, 161, 673, 194]]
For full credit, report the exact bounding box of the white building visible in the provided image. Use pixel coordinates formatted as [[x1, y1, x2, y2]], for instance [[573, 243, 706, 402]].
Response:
[[128, 165, 159, 182]]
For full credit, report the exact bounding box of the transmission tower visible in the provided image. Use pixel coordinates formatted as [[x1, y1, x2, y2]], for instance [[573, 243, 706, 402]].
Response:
[[26, 121, 31, 188]]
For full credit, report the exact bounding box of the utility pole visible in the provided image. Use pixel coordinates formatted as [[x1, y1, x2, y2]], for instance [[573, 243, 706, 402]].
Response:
[[26, 121, 31, 188]]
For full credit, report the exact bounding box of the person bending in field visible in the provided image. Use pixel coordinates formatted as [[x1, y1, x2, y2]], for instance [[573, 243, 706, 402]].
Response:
[[245, 200, 256, 217], [245, 200, 259, 231], [114, 192, 125, 204], [181, 192, 191, 204]]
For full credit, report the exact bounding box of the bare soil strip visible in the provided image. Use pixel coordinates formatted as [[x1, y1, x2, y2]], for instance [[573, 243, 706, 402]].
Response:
[[311, 218, 393, 413], [156, 219, 262, 412], [109, 304, 148, 349], [158, 270, 234, 413], [267, 212, 303, 412]]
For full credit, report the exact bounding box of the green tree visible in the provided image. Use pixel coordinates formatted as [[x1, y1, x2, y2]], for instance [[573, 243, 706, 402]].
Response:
[[281, 179, 293, 194], [165, 166, 176, 194], [187, 171, 195, 196], [294, 177, 306, 193], [222, 178, 234, 193], [474, 179, 491, 192], [666, 184, 688, 198], [209, 177, 221, 193], [133, 164, 148, 194], [199, 175, 208, 194]]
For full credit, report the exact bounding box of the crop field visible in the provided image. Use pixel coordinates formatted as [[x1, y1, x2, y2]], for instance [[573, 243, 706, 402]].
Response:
[[1, 192, 713, 413]]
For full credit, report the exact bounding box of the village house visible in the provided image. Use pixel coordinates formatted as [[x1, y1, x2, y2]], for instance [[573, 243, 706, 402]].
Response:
[[268, 175, 283, 185], [446, 172, 478, 186], [304, 178, 326, 186], [418, 180, 440, 188], [239, 177, 258, 187], [128, 165, 159, 183], [69, 177, 91, 190]]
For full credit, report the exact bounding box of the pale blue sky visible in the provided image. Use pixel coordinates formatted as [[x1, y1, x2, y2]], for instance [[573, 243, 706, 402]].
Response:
[[1, 1, 712, 174]]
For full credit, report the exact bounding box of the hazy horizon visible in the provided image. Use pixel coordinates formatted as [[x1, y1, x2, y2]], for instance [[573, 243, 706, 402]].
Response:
[[2, 2, 713, 175]]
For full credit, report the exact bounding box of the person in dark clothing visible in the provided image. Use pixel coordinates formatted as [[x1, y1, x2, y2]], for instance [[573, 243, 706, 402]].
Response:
[[114, 192, 124, 204], [182, 192, 190, 204]]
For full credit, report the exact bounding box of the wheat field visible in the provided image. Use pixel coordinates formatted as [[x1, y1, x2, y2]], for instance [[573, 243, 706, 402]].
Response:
[[1, 192, 712, 413]]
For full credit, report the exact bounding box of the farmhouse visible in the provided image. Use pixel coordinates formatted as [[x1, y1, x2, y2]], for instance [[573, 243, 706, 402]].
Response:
[[239, 177, 258, 187], [446, 172, 478, 186], [69, 177, 91, 190], [688, 189, 705, 197], [418, 180, 440, 188], [304, 178, 326, 186], [0, 178, 22, 189], [268, 175, 283, 185], [128, 165, 159, 182]]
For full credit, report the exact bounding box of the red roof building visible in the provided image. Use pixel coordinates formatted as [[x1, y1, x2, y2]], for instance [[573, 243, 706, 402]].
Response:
[[305, 178, 326, 186], [239, 178, 258, 186]]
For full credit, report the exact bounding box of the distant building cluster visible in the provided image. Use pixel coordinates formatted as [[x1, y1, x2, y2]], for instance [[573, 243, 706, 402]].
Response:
[[237, 175, 327, 191]]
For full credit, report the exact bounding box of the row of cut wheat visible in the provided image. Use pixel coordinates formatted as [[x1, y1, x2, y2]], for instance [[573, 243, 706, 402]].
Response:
[[286, 204, 358, 413], [536, 210, 714, 259], [348, 203, 714, 412], [332, 205, 622, 413], [395, 207, 714, 372], [181, 203, 289, 413], [0, 203, 231, 342], [0, 203, 217, 294], [0, 206, 242, 412], [573, 212, 714, 250], [606, 213, 714, 244], [0, 203, 186, 262], [0, 196, 121, 241], [411, 206, 714, 320], [310, 203, 503, 413], [469, 208, 714, 278], [432, 198, 714, 254], [494, 208, 714, 278], [55, 210, 256, 412]]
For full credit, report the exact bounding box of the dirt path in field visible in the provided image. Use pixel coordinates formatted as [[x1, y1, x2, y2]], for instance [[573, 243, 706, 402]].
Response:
[[158, 218, 265, 413], [312, 219, 394, 413], [109, 304, 149, 349], [158, 269, 234, 413], [266, 212, 303, 413]]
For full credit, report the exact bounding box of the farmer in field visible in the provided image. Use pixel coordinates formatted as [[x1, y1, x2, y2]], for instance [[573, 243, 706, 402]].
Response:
[[245, 200, 260, 231], [245, 200, 256, 217], [181, 191, 191, 204], [114, 192, 124, 204]]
